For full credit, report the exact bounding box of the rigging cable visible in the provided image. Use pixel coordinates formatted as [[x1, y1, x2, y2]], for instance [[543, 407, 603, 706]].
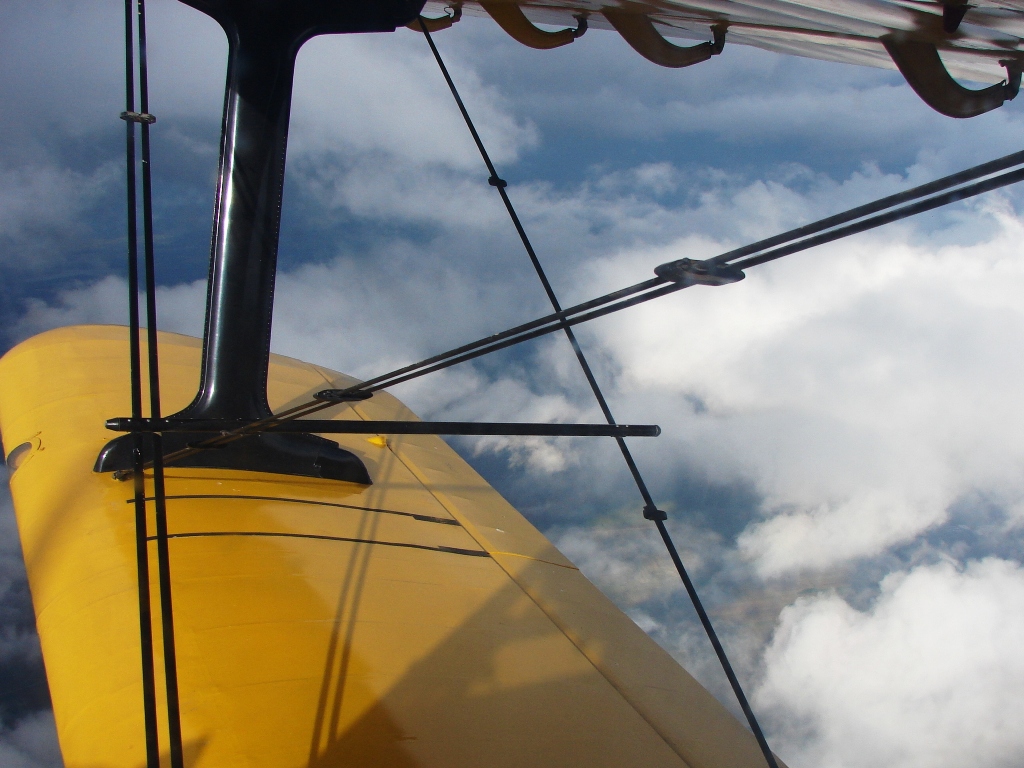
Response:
[[135, 148, 1024, 474], [418, 19, 781, 768], [122, 0, 185, 764], [121, 0, 159, 763], [313, 153, 1024, 394]]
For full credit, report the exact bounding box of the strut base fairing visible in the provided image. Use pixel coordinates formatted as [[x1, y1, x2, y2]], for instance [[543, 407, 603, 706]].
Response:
[[0, 326, 775, 768]]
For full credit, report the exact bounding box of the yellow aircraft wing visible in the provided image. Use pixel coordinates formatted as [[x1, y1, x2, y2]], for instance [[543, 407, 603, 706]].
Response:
[[0, 325, 775, 768]]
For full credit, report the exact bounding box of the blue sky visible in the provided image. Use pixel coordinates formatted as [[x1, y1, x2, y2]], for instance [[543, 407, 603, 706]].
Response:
[[4, 1, 1024, 766]]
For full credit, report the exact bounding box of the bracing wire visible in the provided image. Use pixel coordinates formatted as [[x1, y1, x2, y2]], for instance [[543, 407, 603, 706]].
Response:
[[132, 147, 1024, 475], [121, 0, 159, 763], [136, 1, 185, 762], [357, 153, 1024, 396], [417, 19, 782, 768], [708, 148, 1024, 267], [312, 154, 1024, 397], [123, 0, 184, 764]]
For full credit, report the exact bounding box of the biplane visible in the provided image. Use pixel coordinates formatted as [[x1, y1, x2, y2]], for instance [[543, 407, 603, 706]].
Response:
[[1, 0, 1022, 766]]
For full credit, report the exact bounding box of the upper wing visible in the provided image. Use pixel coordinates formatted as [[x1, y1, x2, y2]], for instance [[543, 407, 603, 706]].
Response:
[[422, 0, 1024, 116]]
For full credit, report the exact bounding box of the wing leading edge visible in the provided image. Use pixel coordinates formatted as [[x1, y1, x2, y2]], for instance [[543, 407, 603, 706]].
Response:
[[0, 325, 778, 768]]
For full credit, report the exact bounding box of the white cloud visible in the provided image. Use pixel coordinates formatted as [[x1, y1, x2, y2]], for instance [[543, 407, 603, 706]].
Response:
[[0, 468, 22, 602], [0, 164, 118, 268], [452, 379, 585, 474], [588, 192, 1024, 575], [9, 276, 206, 344], [0, 473, 60, 767], [0, 711, 62, 768], [554, 524, 690, 605], [11, 276, 126, 339], [291, 32, 536, 170], [0, 0, 225, 156], [0, 166, 113, 242], [757, 557, 1024, 768]]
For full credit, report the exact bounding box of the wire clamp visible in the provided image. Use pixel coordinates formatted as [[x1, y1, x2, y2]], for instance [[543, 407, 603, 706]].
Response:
[[120, 110, 157, 124], [643, 506, 668, 521], [488, 176, 508, 188], [654, 257, 745, 287]]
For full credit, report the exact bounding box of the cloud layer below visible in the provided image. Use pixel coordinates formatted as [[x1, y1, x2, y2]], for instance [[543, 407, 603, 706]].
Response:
[[758, 557, 1024, 768]]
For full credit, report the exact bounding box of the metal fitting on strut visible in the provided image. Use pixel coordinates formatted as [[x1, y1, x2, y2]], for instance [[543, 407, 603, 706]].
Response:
[[654, 257, 745, 287], [643, 506, 668, 521]]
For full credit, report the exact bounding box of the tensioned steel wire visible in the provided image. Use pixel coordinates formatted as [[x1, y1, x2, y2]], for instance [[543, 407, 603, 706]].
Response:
[[417, 18, 782, 768], [121, 0, 159, 763], [133, 146, 1024, 475], [121, 0, 185, 764], [353, 148, 1024, 395]]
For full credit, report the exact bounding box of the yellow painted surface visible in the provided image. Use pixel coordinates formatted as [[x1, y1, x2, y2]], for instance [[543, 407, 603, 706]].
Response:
[[0, 325, 774, 768]]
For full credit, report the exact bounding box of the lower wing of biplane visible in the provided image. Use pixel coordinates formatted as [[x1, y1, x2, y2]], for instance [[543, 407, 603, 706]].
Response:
[[0, 325, 777, 768]]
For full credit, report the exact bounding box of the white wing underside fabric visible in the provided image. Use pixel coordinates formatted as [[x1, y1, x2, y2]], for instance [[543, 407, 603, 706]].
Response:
[[426, 0, 1024, 84]]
